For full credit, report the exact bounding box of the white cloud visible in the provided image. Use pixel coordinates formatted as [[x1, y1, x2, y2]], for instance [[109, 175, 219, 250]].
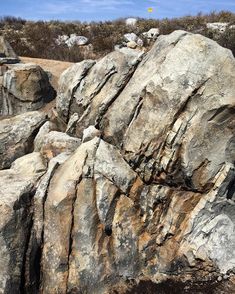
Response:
[[37, 0, 135, 15]]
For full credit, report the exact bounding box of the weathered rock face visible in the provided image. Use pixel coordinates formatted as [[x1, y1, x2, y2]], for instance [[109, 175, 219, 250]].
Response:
[[0, 111, 46, 169], [0, 63, 56, 116], [0, 30, 235, 294], [56, 49, 144, 133], [49, 30, 235, 292]]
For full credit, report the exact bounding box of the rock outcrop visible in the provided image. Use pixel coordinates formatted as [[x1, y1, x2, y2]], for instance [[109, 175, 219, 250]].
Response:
[[0, 30, 235, 293]]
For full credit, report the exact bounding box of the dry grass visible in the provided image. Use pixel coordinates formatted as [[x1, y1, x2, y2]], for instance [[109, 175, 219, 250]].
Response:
[[1, 11, 234, 62]]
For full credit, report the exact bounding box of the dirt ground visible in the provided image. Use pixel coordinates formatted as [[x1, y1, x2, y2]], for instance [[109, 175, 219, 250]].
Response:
[[20, 56, 74, 90]]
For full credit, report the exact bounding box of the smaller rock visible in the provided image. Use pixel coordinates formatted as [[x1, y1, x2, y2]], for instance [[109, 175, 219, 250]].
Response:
[[0, 111, 46, 169], [56, 34, 89, 47], [223, 274, 229, 280], [143, 28, 160, 40], [55, 35, 69, 45], [206, 22, 229, 33], [124, 33, 138, 42], [125, 18, 137, 27], [127, 41, 137, 49], [217, 276, 222, 282], [82, 126, 101, 143], [34, 121, 57, 151], [11, 152, 46, 175], [136, 38, 144, 47], [66, 34, 89, 47], [3, 63, 55, 103], [41, 131, 81, 160]]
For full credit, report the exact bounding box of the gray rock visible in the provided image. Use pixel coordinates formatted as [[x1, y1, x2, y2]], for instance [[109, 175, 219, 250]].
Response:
[[0, 111, 46, 169], [66, 34, 89, 47], [124, 33, 143, 47], [206, 22, 229, 33], [82, 125, 101, 142], [124, 33, 138, 42], [34, 121, 55, 152], [41, 138, 138, 293], [56, 34, 89, 47]]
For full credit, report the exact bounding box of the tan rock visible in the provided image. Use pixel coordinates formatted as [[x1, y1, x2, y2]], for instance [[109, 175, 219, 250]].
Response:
[[40, 131, 81, 160], [127, 41, 137, 49]]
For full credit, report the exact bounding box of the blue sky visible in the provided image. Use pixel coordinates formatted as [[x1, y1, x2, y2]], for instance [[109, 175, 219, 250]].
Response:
[[0, 0, 235, 21]]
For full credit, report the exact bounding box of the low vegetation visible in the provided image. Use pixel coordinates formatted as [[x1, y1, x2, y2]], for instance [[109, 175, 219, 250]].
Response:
[[0, 11, 235, 62]]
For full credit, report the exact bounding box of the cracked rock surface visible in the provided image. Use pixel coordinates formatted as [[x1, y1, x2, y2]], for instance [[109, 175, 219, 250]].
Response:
[[0, 30, 235, 293]]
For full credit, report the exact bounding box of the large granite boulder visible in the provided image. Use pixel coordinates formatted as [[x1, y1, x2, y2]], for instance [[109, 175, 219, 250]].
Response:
[[0, 111, 46, 169], [44, 30, 234, 292], [0, 63, 56, 116], [0, 30, 235, 293]]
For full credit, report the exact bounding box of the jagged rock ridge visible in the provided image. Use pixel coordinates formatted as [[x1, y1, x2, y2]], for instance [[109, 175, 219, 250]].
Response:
[[0, 30, 235, 294]]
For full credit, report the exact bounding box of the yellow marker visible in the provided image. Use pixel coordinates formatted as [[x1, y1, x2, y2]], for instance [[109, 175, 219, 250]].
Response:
[[148, 7, 153, 13]]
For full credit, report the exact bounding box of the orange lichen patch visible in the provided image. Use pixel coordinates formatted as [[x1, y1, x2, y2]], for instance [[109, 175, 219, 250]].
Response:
[[129, 177, 144, 200], [41, 148, 54, 160], [138, 232, 152, 252]]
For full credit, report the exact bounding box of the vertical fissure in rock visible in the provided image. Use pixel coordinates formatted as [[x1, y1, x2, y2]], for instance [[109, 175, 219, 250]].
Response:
[[104, 190, 122, 237], [19, 190, 36, 294], [169, 78, 210, 131], [95, 60, 144, 128], [226, 177, 235, 199], [25, 162, 60, 293]]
